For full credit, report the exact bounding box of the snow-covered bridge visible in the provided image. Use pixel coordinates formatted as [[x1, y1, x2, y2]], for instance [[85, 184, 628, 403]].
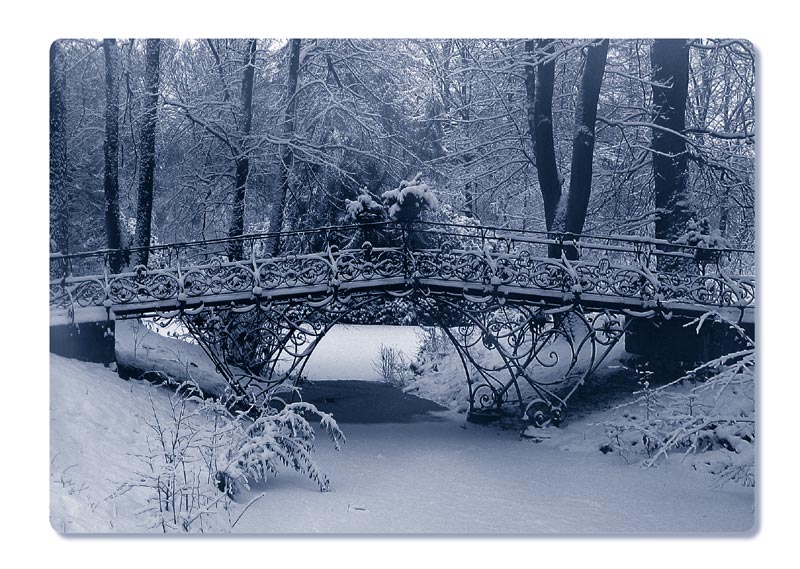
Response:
[[49, 221, 755, 426], [50, 221, 754, 325]]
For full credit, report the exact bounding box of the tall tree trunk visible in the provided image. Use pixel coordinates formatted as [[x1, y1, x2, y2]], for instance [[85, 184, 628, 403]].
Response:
[[50, 41, 69, 259], [266, 38, 301, 256], [523, 40, 537, 158], [651, 39, 691, 271], [459, 42, 475, 218], [530, 39, 562, 233], [103, 39, 125, 272], [227, 39, 258, 260], [562, 39, 609, 260], [134, 39, 161, 266]]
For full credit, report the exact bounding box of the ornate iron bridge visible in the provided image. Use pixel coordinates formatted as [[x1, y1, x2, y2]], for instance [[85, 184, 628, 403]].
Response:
[[50, 221, 755, 426]]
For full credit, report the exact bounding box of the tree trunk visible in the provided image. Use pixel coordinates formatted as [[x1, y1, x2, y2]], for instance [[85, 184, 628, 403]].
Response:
[[651, 39, 691, 271], [50, 41, 69, 259], [227, 39, 258, 260], [562, 39, 609, 259], [266, 38, 301, 256], [134, 39, 160, 266], [103, 39, 125, 272], [530, 39, 562, 233], [459, 43, 475, 219]]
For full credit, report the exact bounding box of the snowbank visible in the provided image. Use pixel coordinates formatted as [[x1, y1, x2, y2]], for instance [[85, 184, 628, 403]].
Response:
[[50, 354, 186, 532]]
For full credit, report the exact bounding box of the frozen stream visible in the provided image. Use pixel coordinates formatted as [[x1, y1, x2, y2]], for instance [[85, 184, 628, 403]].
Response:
[[234, 418, 754, 534]]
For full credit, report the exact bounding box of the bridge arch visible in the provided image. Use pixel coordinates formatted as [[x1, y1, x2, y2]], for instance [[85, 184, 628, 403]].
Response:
[[50, 221, 755, 426], [157, 286, 633, 427]]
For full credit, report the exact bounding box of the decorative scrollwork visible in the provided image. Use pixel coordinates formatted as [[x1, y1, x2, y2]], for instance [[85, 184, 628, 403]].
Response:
[[523, 399, 563, 428], [50, 222, 755, 325], [49, 222, 754, 425]]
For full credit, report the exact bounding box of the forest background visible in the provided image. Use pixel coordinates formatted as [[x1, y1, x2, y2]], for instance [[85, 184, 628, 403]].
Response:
[[1, 0, 795, 568]]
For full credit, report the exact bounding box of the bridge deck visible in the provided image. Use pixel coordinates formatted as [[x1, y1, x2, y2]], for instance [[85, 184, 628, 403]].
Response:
[[50, 276, 755, 327], [49, 222, 755, 327]]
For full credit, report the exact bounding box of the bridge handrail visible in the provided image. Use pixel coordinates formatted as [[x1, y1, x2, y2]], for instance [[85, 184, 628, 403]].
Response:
[[49, 220, 756, 326], [49, 220, 755, 266]]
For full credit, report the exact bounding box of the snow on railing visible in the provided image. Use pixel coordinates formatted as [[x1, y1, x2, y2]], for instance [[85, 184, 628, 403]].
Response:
[[49, 221, 755, 322]]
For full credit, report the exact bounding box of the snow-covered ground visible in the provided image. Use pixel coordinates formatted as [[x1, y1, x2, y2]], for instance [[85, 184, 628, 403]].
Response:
[[115, 319, 421, 386], [50, 321, 755, 533], [303, 324, 421, 380], [233, 420, 754, 534]]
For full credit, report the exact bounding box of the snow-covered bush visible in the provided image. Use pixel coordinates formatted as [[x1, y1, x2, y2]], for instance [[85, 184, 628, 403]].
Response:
[[344, 189, 387, 225], [111, 387, 230, 533], [598, 315, 754, 487], [113, 383, 345, 533], [213, 397, 345, 496], [677, 218, 732, 265], [677, 218, 732, 249], [416, 326, 450, 359], [372, 344, 412, 387], [381, 173, 439, 222]]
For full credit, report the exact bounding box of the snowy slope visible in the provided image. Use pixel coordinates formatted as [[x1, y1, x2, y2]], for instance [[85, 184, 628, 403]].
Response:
[[115, 319, 421, 385], [50, 355, 183, 532]]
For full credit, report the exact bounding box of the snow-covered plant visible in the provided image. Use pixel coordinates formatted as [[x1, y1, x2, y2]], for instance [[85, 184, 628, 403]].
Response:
[[381, 173, 439, 222], [372, 344, 412, 387], [112, 387, 231, 533], [344, 189, 386, 225], [416, 326, 450, 359], [599, 315, 754, 487], [113, 382, 345, 533], [677, 218, 732, 249], [212, 397, 345, 496], [677, 218, 732, 265]]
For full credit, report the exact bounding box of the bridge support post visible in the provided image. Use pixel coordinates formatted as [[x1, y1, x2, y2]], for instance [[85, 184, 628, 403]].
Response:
[[50, 321, 116, 365], [624, 315, 753, 363]]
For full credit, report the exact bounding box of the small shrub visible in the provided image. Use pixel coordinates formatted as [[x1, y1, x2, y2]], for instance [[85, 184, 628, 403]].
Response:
[[598, 314, 755, 487], [373, 344, 412, 387], [112, 383, 345, 533]]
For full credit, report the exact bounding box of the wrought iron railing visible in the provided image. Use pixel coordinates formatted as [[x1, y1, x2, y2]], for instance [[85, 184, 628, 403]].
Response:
[[49, 221, 755, 323]]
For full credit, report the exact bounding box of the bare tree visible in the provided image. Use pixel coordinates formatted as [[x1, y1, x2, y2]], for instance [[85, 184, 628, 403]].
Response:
[[103, 39, 125, 271], [266, 39, 301, 255], [562, 39, 610, 259], [51, 38, 754, 266], [227, 39, 257, 260], [650, 39, 691, 257], [134, 39, 161, 265], [529, 39, 562, 233]]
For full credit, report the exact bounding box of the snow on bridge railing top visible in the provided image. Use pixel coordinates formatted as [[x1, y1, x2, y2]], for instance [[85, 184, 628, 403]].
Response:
[[49, 220, 755, 280], [49, 221, 755, 325]]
